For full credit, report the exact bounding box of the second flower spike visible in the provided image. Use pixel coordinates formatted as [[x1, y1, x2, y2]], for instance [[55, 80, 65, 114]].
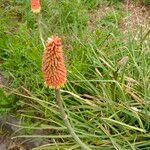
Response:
[[30, 0, 41, 14]]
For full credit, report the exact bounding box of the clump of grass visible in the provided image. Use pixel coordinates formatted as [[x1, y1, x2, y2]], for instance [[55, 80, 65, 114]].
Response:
[[0, 0, 150, 150], [143, 0, 150, 5]]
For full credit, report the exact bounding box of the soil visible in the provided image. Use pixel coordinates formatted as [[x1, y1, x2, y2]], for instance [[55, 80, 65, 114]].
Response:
[[0, 115, 50, 150], [88, 1, 150, 34], [87, 4, 111, 32], [121, 0, 150, 33]]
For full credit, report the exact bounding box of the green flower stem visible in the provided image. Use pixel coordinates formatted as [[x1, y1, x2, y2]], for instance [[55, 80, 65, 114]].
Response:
[[37, 13, 45, 48], [55, 88, 91, 150]]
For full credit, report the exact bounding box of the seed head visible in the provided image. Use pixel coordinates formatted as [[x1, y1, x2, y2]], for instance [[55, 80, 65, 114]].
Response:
[[42, 36, 67, 89]]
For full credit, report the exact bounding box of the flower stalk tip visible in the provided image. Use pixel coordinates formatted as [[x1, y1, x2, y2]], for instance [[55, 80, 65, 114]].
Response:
[[30, 0, 41, 14]]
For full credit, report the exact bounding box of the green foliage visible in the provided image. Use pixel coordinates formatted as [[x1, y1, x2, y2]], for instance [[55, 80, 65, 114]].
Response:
[[0, 0, 150, 149], [144, 0, 150, 5], [41, 0, 89, 35], [0, 89, 16, 114], [82, 0, 102, 9], [106, 0, 122, 5]]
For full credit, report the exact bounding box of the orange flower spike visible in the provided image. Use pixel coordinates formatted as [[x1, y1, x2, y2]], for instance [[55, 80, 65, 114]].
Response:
[[30, 0, 41, 14], [42, 36, 67, 89]]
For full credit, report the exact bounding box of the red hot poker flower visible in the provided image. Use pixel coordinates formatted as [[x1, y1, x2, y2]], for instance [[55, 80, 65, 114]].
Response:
[[30, 0, 41, 13], [42, 36, 67, 89]]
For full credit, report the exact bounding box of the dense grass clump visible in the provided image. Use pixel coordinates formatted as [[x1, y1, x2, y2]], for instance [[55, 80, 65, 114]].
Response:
[[0, 0, 150, 149]]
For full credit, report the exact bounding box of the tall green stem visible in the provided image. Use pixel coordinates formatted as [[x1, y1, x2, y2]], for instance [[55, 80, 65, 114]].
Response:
[[55, 89, 91, 150], [37, 13, 45, 48]]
